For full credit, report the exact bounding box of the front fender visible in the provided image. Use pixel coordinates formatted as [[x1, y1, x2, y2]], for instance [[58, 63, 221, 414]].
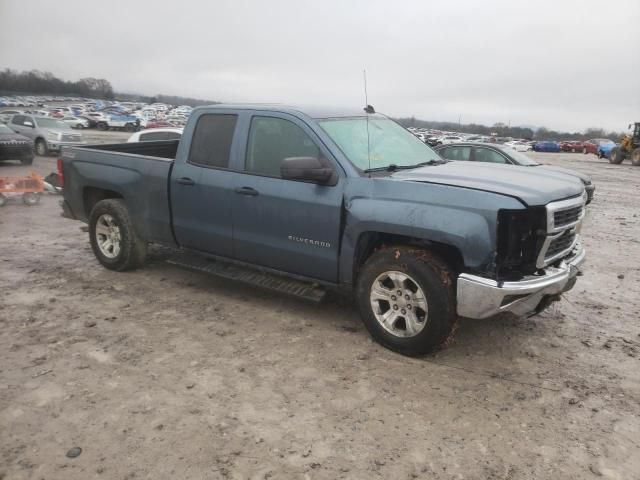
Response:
[[338, 178, 525, 284]]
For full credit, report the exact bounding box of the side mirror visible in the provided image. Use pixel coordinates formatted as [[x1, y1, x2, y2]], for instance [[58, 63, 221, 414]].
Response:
[[281, 156, 336, 185], [23, 121, 34, 127]]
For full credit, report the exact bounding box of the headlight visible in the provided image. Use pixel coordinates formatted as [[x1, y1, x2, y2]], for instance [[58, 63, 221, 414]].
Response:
[[496, 208, 547, 279]]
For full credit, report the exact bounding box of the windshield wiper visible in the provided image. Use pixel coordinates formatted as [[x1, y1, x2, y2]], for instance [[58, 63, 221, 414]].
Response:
[[364, 164, 401, 173], [364, 159, 447, 173], [408, 159, 448, 168]]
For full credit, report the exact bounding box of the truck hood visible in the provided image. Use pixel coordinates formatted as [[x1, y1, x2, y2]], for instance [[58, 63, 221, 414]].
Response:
[[536, 165, 592, 185], [390, 161, 584, 206]]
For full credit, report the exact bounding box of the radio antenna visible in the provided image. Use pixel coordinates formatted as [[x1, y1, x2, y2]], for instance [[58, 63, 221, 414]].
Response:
[[363, 69, 371, 174]]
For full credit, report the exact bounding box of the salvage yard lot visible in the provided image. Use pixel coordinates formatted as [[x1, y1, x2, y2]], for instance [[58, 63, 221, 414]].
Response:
[[1, 143, 639, 479]]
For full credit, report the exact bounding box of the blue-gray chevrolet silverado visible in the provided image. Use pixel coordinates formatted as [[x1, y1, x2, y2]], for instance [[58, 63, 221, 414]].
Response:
[[59, 105, 587, 356]]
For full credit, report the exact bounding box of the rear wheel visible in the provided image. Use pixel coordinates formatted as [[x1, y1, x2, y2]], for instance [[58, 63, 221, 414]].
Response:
[[35, 139, 48, 156], [125, 123, 136, 132], [355, 247, 456, 356], [89, 199, 148, 271], [609, 147, 624, 164], [631, 148, 640, 166]]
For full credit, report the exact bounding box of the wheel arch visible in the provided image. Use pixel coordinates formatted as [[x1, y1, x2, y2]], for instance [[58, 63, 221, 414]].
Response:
[[351, 231, 465, 284], [83, 186, 124, 219]]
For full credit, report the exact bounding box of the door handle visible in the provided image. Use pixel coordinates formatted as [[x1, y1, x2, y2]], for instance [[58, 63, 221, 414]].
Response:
[[234, 186, 259, 196], [176, 177, 195, 186]]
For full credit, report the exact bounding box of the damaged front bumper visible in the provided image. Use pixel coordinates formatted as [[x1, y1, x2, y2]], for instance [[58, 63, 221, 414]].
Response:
[[456, 243, 585, 319]]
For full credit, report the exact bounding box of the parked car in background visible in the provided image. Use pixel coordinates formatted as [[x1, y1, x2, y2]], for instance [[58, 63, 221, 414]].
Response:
[[79, 115, 98, 128], [436, 135, 463, 145], [597, 141, 617, 159], [435, 143, 595, 203], [533, 141, 560, 152], [560, 141, 584, 153], [61, 116, 90, 129], [145, 120, 175, 129], [0, 123, 34, 165], [504, 141, 532, 152], [127, 128, 183, 142], [0, 110, 24, 123], [9, 114, 85, 156]]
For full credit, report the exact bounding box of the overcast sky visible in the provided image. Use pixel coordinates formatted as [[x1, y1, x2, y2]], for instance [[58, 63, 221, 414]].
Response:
[[1, 0, 638, 132]]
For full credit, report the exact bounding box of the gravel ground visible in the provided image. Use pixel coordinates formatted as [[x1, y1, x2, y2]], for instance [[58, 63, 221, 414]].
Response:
[[0, 145, 639, 479]]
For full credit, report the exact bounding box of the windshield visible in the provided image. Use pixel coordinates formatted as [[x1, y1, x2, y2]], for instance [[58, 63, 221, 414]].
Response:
[[318, 117, 442, 171], [505, 148, 539, 166], [35, 117, 71, 129], [0, 124, 14, 134]]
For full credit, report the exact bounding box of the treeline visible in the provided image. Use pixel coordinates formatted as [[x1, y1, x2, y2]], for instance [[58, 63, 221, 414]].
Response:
[[116, 92, 220, 107], [0, 68, 219, 107], [395, 117, 623, 142], [0, 69, 114, 99]]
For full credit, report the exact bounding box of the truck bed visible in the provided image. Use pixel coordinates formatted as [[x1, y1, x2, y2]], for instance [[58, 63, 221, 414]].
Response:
[[61, 140, 179, 245], [86, 140, 179, 159]]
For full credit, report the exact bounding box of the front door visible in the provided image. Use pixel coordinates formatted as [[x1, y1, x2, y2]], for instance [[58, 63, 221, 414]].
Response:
[[232, 114, 344, 282]]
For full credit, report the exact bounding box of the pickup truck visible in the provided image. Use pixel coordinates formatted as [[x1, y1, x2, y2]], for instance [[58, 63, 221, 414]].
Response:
[[59, 105, 587, 356]]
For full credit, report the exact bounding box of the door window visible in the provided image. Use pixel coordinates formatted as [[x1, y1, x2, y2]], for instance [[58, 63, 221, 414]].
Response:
[[245, 116, 320, 177], [11, 115, 26, 125], [440, 146, 471, 161], [474, 147, 507, 163], [188, 114, 237, 168]]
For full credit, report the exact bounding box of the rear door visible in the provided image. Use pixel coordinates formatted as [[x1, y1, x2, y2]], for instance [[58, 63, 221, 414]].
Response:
[[170, 112, 240, 257], [231, 113, 344, 282]]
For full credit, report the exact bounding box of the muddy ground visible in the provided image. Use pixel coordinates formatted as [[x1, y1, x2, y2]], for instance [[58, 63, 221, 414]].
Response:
[[1, 144, 639, 479]]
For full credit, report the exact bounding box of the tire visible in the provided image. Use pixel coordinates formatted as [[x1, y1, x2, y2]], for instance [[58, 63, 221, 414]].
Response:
[[35, 139, 48, 156], [125, 123, 135, 132], [76, 124, 84, 129], [22, 192, 40, 206], [583, 147, 587, 154], [20, 155, 34, 165], [89, 199, 148, 271], [609, 147, 624, 164], [355, 246, 456, 356], [631, 148, 640, 166]]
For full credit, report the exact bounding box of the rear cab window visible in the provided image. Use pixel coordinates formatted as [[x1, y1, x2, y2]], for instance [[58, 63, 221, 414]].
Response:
[[188, 114, 238, 168]]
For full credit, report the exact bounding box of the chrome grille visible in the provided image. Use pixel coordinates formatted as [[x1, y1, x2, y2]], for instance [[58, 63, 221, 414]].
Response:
[[546, 230, 576, 258], [554, 205, 582, 228], [536, 194, 585, 268], [61, 133, 82, 142]]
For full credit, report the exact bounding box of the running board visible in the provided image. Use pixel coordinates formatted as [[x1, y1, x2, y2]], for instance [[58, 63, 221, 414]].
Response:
[[166, 252, 326, 303]]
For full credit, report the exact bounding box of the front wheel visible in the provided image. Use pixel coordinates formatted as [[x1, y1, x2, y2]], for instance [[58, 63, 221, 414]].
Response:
[[631, 148, 640, 166], [355, 247, 456, 356], [35, 139, 48, 156], [609, 147, 624, 164], [89, 199, 148, 271]]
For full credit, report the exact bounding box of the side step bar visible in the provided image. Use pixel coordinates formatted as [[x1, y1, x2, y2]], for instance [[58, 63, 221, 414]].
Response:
[[166, 252, 326, 303]]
